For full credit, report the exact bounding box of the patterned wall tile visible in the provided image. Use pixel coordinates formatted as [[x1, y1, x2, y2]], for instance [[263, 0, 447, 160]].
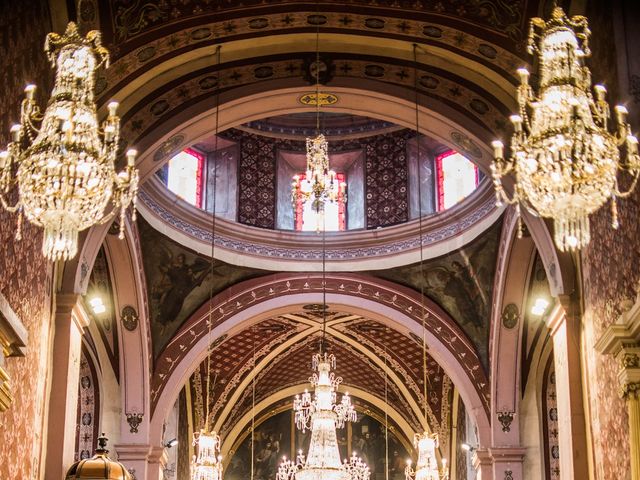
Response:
[[365, 132, 410, 228]]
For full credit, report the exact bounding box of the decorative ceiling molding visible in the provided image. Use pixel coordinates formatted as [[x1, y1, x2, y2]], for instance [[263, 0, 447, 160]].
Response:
[[114, 52, 512, 152], [149, 273, 490, 421], [137, 177, 502, 270]]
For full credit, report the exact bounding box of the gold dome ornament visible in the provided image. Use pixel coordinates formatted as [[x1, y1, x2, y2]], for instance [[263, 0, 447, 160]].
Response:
[[65, 434, 133, 480]]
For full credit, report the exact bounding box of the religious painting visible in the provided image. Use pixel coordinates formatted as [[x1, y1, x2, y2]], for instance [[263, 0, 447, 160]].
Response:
[[370, 219, 502, 370], [225, 408, 410, 480], [137, 217, 271, 358]]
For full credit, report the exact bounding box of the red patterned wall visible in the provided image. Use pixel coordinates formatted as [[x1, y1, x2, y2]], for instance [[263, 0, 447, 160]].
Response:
[[0, 1, 53, 478], [579, 1, 636, 477]]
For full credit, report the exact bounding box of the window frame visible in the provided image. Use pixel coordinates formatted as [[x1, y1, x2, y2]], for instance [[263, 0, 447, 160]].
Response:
[[435, 150, 479, 212]]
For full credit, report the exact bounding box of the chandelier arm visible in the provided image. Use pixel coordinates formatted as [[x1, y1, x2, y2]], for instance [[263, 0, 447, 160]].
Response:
[[613, 171, 640, 198], [0, 194, 21, 213]]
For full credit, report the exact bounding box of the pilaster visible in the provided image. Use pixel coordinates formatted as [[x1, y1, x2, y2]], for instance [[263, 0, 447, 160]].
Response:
[[44, 293, 90, 479], [545, 300, 589, 478], [596, 296, 640, 480], [490, 446, 526, 480]]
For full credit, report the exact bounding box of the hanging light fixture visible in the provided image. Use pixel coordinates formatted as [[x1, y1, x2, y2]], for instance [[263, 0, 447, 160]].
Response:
[[405, 44, 448, 480], [291, 13, 346, 231], [192, 429, 223, 480], [191, 44, 224, 480], [0, 22, 138, 261], [490, 6, 640, 251], [277, 353, 369, 480], [280, 44, 367, 475]]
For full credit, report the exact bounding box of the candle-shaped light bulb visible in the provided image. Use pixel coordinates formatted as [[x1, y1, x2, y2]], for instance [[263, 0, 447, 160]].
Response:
[[491, 140, 504, 158], [126, 149, 137, 166], [24, 84, 36, 100], [0, 151, 8, 169], [510, 114, 523, 132], [628, 135, 639, 154], [10, 124, 21, 142], [108, 101, 119, 117], [594, 84, 607, 101], [517, 68, 529, 85], [616, 105, 629, 125]]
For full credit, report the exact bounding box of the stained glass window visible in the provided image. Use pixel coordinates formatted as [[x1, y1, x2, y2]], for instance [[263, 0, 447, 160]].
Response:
[[166, 148, 205, 208], [295, 172, 346, 231], [435, 151, 479, 211]]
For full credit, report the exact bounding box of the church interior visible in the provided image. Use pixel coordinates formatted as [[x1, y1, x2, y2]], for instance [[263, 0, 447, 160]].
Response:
[[1, 1, 639, 479]]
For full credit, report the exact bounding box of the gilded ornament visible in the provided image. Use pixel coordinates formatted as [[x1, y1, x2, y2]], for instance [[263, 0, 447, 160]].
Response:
[[0, 22, 138, 261], [491, 7, 640, 251]]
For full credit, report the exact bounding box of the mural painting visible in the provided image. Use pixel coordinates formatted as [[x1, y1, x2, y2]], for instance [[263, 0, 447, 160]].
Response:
[[137, 217, 271, 358], [370, 219, 502, 369], [226, 409, 410, 480]]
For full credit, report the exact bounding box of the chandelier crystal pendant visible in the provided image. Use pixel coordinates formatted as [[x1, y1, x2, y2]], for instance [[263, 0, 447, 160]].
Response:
[[277, 353, 369, 480], [292, 134, 346, 231], [490, 6, 640, 251], [191, 429, 224, 480], [0, 22, 138, 261], [405, 432, 448, 480]]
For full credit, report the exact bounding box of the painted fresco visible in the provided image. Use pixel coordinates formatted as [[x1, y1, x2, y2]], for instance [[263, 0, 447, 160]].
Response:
[[225, 409, 410, 480], [137, 217, 271, 358], [371, 219, 502, 369]]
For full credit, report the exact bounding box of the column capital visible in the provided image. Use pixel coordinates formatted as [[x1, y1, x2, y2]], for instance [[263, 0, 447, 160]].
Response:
[[472, 448, 492, 469], [545, 303, 566, 336], [114, 443, 153, 461], [489, 446, 526, 463]]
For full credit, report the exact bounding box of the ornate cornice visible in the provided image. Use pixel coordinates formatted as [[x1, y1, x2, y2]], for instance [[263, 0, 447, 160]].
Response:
[[138, 177, 501, 270]]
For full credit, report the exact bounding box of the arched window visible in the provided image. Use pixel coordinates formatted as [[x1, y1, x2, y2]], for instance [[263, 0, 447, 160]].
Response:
[[435, 151, 479, 211], [295, 172, 347, 231], [166, 148, 205, 208]]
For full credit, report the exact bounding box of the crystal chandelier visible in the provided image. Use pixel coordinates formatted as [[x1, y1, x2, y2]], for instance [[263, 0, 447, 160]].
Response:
[[0, 22, 138, 261], [277, 353, 369, 480], [405, 433, 448, 480], [292, 134, 346, 230], [490, 6, 640, 251], [191, 429, 224, 480]]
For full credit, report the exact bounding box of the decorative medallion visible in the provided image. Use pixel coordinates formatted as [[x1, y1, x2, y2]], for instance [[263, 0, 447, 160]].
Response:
[[501, 303, 519, 329], [307, 14, 327, 25], [450, 130, 483, 159], [126, 412, 143, 433], [422, 26, 443, 38], [190, 27, 212, 40], [497, 411, 514, 432], [121, 305, 139, 332], [478, 44, 498, 59], [364, 18, 385, 29], [107, 220, 121, 236], [298, 92, 339, 106], [153, 134, 185, 162], [303, 56, 333, 85]]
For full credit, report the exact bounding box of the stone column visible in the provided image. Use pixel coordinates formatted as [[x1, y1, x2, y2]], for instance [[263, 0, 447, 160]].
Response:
[[545, 300, 589, 478], [44, 294, 90, 479], [596, 299, 640, 480]]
